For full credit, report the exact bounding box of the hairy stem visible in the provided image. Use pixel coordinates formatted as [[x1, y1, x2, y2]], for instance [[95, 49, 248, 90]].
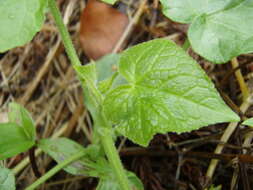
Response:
[[25, 151, 86, 190], [48, 1, 131, 190], [48, 0, 81, 67], [99, 127, 131, 190]]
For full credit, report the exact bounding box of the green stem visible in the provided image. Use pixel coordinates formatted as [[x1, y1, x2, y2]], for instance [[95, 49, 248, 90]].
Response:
[[99, 127, 132, 190], [48, 1, 131, 190], [48, 0, 81, 67], [25, 151, 86, 190], [182, 38, 190, 51]]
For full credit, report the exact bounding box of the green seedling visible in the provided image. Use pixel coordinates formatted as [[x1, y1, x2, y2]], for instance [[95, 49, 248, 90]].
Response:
[[0, 0, 247, 189]]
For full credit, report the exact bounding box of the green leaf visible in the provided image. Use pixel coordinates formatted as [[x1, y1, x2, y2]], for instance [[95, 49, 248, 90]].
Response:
[[97, 171, 143, 190], [0, 166, 15, 190], [242, 118, 253, 127], [103, 39, 240, 146], [75, 53, 123, 119], [96, 54, 121, 94], [8, 103, 36, 141], [101, 0, 118, 5], [208, 185, 222, 190], [77, 53, 120, 96], [160, 0, 229, 24], [160, 0, 253, 63], [0, 123, 34, 160], [38, 138, 98, 175], [96, 54, 120, 82], [0, 0, 48, 52], [75, 63, 102, 108]]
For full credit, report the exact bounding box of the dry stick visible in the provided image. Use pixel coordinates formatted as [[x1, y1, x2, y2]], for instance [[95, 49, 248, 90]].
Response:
[[206, 95, 252, 179], [206, 57, 251, 179], [243, 132, 253, 154], [112, 0, 147, 53], [236, 131, 251, 190], [19, 0, 76, 104], [231, 57, 249, 101], [120, 147, 253, 163]]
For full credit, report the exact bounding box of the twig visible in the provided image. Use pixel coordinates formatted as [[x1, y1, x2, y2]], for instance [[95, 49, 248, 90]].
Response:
[[112, 0, 147, 53], [235, 129, 250, 190], [120, 147, 253, 163], [206, 95, 253, 179], [231, 57, 249, 101]]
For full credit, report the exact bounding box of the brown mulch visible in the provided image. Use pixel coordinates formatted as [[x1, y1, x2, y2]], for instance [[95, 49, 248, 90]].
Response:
[[1, 0, 253, 190]]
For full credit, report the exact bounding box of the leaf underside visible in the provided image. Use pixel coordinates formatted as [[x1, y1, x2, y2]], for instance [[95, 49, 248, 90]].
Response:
[[160, 0, 253, 63], [242, 117, 253, 127], [103, 39, 239, 146], [0, 166, 15, 190], [38, 138, 91, 175]]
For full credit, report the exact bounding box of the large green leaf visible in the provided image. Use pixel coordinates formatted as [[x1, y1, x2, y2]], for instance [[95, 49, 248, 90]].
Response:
[[102, 39, 240, 146], [8, 103, 36, 141], [97, 171, 143, 190], [0, 0, 47, 52], [0, 166, 15, 190], [160, 0, 253, 63], [0, 123, 34, 160]]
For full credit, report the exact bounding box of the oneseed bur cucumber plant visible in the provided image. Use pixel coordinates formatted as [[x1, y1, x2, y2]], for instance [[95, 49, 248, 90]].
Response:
[[0, 0, 252, 189]]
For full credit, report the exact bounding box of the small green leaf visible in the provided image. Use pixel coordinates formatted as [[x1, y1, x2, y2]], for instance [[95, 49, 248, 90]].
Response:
[[75, 63, 102, 107], [160, 0, 253, 63], [75, 53, 122, 119], [75, 63, 103, 120], [0, 0, 48, 52], [0, 123, 34, 160], [0, 166, 15, 190], [96, 53, 120, 81], [97, 171, 143, 190], [101, 0, 118, 5], [208, 185, 222, 190], [38, 138, 96, 175], [242, 118, 253, 127], [77, 53, 120, 96], [96, 54, 121, 93], [8, 103, 36, 141], [103, 39, 240, 146]]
